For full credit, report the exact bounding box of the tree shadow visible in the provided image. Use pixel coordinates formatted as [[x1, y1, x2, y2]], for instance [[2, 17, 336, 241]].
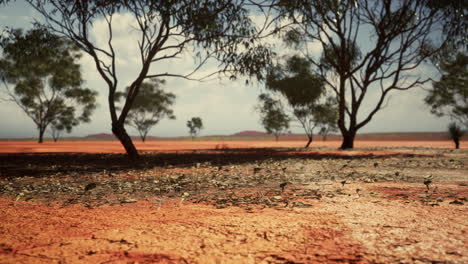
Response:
[[0, 148, 423, 179]]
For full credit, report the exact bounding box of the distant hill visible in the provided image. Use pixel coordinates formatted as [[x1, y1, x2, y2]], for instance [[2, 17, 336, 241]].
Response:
[[0, 130, 458, 141], [85, 133, 116, 140], [232, 130, 268, 137], [227, 131, 453, 141], [84, 133, 163, 141]]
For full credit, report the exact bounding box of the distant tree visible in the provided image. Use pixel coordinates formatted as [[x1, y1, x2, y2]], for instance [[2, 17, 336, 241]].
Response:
[[448, 122, 464, 149], [48, 107, 84, 142], [187, 117, 203, 140], [0, 1, 273, 159], [266, 55, 338, 147], [318, 120, 338, 141], [257, 93, 290, 142], [315, 98, 339, 141], [277, 0, 450, 149], [49, 122, 63, 142], [116, 79, 175, 142], [425, 53, 468, 127], [0, 26, 97, 143]]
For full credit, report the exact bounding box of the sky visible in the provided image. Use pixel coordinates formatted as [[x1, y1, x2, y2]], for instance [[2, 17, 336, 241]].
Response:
[[0, 3, 451, 139]]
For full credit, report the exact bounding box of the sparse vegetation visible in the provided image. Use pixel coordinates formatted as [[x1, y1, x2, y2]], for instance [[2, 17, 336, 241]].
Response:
[[115, 79, 176, 142], [187, 117, 204, 140], [0, 1, 467, 263], [276, 0, 451, 149], [0, 25, 97, 143], [265, 55, 338, 147], [425, 53, 468, 127], [257, 94, 290, 142], [3, 1, 273, 159]]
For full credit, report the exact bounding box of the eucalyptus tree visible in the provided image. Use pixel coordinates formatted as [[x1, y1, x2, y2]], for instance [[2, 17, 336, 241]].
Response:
[[0, 26, 97, 143], [257, 93, 290, 141], [1, 0, 273, 158], [266, 55, 338, 147], [425, 52, 468, 127], [116, 79, 175, 142], [272, 0, 449, 149], [187, 117, 203, 140]]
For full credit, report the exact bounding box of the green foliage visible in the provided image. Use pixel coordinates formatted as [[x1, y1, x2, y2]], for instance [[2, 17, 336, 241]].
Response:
[[267, 55, 323, 106], [266, 55, 337, 146], [187, 117, 204, 139], [115, 79, 176, 142], [276, 0, 448, 149], [425, 53, 468, 127], [320, 41, 362, 73], [0, 25, 97, 143], [257, 94, 290, 141], [1, 0, 274, 157]]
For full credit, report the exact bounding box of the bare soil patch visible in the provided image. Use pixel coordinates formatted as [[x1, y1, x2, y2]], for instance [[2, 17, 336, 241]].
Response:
[[0, 140, 464, 154], [0, 141, 467, 263]]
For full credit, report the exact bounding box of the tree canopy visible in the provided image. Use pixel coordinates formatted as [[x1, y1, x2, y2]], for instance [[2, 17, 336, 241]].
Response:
[[266, 55, 337, 147], [0, 25, 97, 143], [187, 117, 204, 139], [1, 0, 273, 158], [257, 93, 290, 141], [425, 52, 468, 127], [273, 0, 449, 149], [116, 79, 175, 142]]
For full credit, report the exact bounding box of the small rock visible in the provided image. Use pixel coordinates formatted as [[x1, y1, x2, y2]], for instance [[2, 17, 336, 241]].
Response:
[[294, 201, 313, 208], [272, 196, 282, 201], [84, 182, 97, 192], [120, 198, 137, 204], [216, 204, 228, 209], [449, 200, 464, 205]]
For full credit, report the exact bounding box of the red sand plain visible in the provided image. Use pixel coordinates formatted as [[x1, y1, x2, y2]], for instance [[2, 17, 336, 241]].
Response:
[[0, 139, 464, 154], [0, 140, 467, 263]]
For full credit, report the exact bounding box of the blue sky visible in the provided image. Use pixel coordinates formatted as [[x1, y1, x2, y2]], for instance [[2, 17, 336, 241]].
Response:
[[0, 3, 451, 139]]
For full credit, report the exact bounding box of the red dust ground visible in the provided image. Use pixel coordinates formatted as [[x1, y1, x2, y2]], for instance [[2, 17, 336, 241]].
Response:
[[0, 140, 467, 263], [0, 140, 464, 154]]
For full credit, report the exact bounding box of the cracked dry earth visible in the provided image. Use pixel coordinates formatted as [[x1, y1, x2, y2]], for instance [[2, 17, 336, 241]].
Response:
[[0, 142, 467, 264]]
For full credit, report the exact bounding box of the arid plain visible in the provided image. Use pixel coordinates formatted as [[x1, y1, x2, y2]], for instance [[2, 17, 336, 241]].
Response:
[[0, 140, 467, 263]]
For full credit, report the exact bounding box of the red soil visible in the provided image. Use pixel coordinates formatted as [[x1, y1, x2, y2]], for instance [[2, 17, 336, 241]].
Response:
[[0, 141, 466, 263], [0, 140, 463, 154]]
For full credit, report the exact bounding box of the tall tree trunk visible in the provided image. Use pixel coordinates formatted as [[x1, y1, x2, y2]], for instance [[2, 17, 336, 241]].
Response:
[[38, 128, 45, 143], [454, 138, 460, 149], [138, 130, 147, 142], [340, 129, 356, 149], [275, 133, 279, 142], [112, 122, 139, 159], [305, 134, 313, 148]]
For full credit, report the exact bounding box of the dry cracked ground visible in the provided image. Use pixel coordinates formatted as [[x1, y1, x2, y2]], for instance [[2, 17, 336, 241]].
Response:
[[0, 145, 467, 263]]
